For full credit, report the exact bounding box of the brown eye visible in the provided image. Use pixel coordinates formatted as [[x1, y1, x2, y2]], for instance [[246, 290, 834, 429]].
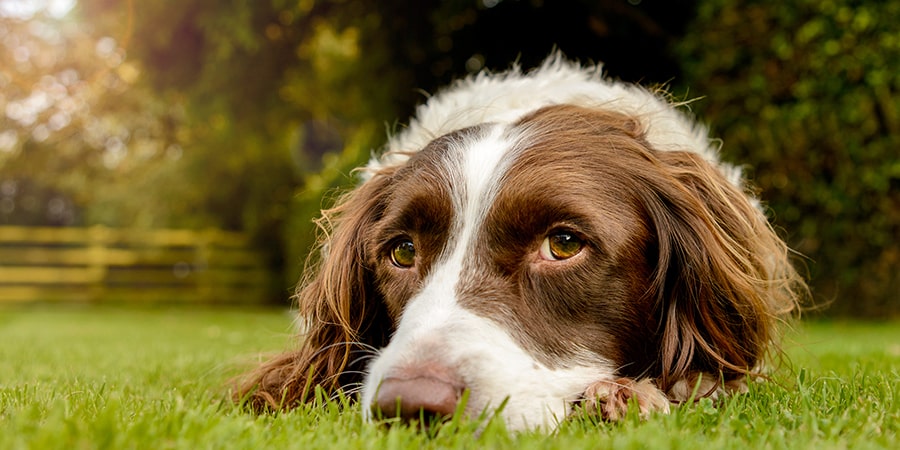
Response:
[[539, 233, 583, 261], [390, 240, 416, 268]]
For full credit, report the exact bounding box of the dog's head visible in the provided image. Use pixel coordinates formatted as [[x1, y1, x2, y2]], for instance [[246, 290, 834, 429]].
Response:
[[238, 57, 803, 431]]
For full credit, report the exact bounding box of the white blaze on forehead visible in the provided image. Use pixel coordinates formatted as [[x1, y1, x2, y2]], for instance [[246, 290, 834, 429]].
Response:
[[374, 124, 515, 335], [444, 124, 514, 285]]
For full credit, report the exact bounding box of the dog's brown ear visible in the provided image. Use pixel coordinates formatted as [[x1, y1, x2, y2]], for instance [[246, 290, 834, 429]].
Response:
[[235, 173, 393, 413], [637, 150, 804, 394]]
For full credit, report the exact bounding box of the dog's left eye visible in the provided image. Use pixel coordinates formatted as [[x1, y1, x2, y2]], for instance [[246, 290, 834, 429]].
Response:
[[390, 239, 416, 268], [539, 233, 584, 261]]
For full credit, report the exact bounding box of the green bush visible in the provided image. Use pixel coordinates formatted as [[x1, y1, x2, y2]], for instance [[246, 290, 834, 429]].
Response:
[[678, 0, 900, 316]]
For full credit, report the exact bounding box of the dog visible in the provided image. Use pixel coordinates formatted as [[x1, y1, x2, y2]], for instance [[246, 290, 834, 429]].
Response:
[[237, 54, 804, 431]]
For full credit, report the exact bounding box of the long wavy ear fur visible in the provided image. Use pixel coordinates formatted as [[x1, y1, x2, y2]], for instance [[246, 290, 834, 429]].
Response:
[[234, 173, 393, 412], [637, 150, 805, 393]]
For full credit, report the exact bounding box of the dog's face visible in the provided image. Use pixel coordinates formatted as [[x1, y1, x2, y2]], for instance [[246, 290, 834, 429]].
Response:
[[360, 107, 662, 428], [237, 60, 802, 431]]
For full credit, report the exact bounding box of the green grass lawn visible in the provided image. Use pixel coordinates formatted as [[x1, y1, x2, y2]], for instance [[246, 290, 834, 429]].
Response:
[[1, 307, 897, 449]]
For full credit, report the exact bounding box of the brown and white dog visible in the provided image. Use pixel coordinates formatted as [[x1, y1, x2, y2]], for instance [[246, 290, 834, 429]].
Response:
[[237, 54, 804, 430]]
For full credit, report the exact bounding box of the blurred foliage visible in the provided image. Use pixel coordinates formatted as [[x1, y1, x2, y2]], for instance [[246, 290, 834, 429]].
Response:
[[0, 4, 179, 226], [1, 0, 402, 293], [679, 0, 900, 316], [4, 0, 895, 314], [73, 0, 404, 288], [2, 0, 691, 300]]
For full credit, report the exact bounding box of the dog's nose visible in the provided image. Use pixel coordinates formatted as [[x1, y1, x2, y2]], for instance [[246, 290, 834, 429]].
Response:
[[373, 376, 462, 422]]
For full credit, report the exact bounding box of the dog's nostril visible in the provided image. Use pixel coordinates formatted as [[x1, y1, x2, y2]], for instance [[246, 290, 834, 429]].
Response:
[[373, 376, 462, 422]]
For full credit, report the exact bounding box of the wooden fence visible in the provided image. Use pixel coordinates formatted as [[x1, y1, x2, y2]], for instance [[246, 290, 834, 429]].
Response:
[[0, 226, 275, 304]]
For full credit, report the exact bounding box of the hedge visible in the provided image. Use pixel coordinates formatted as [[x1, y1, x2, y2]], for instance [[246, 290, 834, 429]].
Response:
[[678, 0, 900, 316]]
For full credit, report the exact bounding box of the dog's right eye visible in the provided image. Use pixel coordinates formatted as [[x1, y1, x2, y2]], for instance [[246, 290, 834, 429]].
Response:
[[539, 232, 584, 261], [390, 240, 416, 268]]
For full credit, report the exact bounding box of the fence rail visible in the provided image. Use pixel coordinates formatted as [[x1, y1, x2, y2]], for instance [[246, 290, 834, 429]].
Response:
[[0, 226, 275, 304]]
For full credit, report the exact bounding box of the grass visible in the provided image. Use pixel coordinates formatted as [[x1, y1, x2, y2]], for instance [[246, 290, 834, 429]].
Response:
[[1, 306, 897, 449]]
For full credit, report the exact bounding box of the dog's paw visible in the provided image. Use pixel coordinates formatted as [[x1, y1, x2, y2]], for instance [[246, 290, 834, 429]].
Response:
[[581, 378, 671, 421], [666, 373, 749, 403]]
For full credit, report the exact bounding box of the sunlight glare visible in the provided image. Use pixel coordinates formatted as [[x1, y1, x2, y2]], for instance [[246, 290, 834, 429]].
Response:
[[0, 0, 76, 19]]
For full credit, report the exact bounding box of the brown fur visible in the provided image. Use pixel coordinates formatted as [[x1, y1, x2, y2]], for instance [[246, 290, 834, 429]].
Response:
[[234, 104, 805, 418], [235, 171, 395, 412]]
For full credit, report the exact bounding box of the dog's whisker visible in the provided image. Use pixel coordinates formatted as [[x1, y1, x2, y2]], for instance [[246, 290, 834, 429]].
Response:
[[330, 385, 365, 402], [348, 354, 377, 369], [339, 385, 365, 398], [306, 341, 379, 362], [351, 342, 382, 354]]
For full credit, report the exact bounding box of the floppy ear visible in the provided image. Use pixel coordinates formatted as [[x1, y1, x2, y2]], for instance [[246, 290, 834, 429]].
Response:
[[235, 173, 393, 412], [637, 150, 804, 395]]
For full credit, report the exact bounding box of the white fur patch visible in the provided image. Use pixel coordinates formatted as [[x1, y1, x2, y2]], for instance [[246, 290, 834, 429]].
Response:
[[366, 52, 741, 187]]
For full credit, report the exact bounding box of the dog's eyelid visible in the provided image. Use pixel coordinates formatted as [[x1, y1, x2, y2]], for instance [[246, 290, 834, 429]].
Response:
[[379, 230, 412, 249], [545, 222, 591, 241]]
